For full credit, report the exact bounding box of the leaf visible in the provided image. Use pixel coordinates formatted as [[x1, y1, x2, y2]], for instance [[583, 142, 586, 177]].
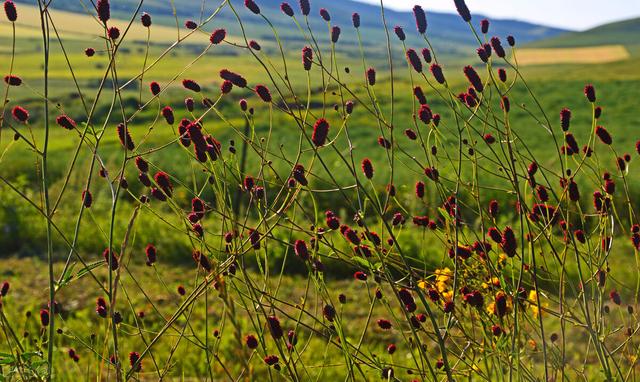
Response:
[[56, 262, 77, 290], [0, 352, 15, 365], [352, 256, 372, 269]]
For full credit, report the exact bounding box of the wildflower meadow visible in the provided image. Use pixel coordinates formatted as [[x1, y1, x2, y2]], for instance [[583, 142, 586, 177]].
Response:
[[0, 0, 639, 380]]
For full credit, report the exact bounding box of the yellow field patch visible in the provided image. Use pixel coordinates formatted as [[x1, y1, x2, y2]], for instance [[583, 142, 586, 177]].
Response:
[[516, 45, 630, 65], [0, 4, 240, 45]]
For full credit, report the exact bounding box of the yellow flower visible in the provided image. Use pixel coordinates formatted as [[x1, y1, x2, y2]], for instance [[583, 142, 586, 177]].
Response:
[[436, 281, 449, 293], [418, 280, 429, 290], [435, 268, 452, 282], [497, 254, 507, 268], [486, 302, 495, 315], [528, 289, 547, 318]]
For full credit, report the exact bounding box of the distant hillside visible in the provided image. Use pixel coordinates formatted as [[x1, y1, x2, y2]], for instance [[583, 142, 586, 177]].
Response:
[[529, 17, 640, 48], [15, 0, 566, 56]]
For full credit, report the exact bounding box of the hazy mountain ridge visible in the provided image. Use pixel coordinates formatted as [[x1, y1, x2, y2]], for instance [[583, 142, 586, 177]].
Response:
[[17, 0, 567, 53]]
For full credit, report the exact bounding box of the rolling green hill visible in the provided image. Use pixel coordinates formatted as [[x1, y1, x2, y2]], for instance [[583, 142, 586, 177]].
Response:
[[529, 17, 640, 49]]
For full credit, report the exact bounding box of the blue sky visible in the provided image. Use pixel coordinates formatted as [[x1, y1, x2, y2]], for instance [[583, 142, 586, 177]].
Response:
[[355, 0, 640, 30]]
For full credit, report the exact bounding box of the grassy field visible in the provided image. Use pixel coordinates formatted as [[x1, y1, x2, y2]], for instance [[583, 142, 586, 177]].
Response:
[[1, 1, 640, 380]]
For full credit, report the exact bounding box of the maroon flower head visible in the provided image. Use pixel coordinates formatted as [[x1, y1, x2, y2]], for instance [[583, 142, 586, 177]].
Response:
[[636, 140, 640, 156], [107, 27, 120, 40], [210, 29, 226, 44], [377, 136, 391, 149], [377, 319, 392, 330], [11, 106, 29, 123], [413, 86, 427, 105], [319, 8, 330, 21], [264, 355, 279, 366], [249, 229, 261, 250], [192, 250, 212, 272], [117, 123, 135, 150], [331, 26, 341, 43], [219, 69, 247, 88], [415, 181, 425, 198], [281, 2, 294, 16], [323, 304, 336, 321], [424, 166, 439, 181], [82, 190, 92, 208], [560, 108, 572, 131], [488, 200, 499, 218], [85, 47, 96, 57], [177, 285, 186, 295], [301, 46, 314, 70], [312, 118, 330, 146], [480, 19, 489, 34], [406, 49, 423, 73], [138, 172, 151, 187], [501, 226, 517, 257], [584, 84, 596, 102], [294, 239, 309, 260], [477, 47, 489, 63], [595, 125, 612, 145], [40, 309, 50, 327], [413, 5, 427, 34], [96, 0, 109, 23], [421, 48, 432, 63], [345, 100, 354, 114], [610, 289, 621, 305], [366, 67, 376, 86], [387, 344, 397, 354], [299, 0, 310, 16], [140, 12, 151, 27], [595, 106, 603, 119], [0, 281, 9, 297], [361, 158, 374, 179], [507, 35, 515, 46], [291, 164, 308, 186], [418, 104, 433, 124], [4, 75, 21, 86], [161, 106, 174, 125], [103, 248, 119, 270], [497, 68, 507, 82], [249, 39, 261, 50], [267, 315, 283, 338], [182, 79, 201, 93], [490, 37, 505, 58], [454, 0, 472, 21], [500, 96, 510, 112], [129, 352, 142, 372], [255, 85, 272, 103], [145, 244, 157, 266], [346, 12, 357, 29], [245, 334, 259, 349], [354, 271, 367, 281], [394, 26, 406, 41], [154, 171, 173, 197], [56, 115, 77, 130], [185, 20, 197, 29], [464, 65, 483, 92], [484, 133, 495, 144], [220, 80, 233, 94], [149, 81, 161, 96], [430, 63, 445, 84], [245, 0, 260, 14]]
